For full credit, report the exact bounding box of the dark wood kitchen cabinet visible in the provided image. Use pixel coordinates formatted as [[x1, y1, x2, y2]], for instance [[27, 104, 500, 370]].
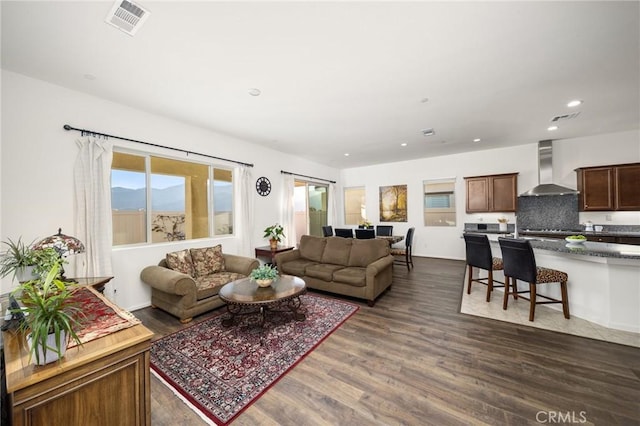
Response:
[[577, 163, 640, 211], [465, 173, 518, 213]]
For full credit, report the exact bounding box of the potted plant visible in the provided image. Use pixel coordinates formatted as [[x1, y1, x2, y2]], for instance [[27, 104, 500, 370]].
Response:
[[0, 237, 38, 282], [249, 264, 279, 287], [263, 224, 285, 250], [0, 238, 63, 283], [12, 263, 84, 365]]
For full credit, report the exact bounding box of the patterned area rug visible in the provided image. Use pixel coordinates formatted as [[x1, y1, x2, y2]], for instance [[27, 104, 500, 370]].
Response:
[[150, 293, 358, 425], [68, 286, 141, 348]]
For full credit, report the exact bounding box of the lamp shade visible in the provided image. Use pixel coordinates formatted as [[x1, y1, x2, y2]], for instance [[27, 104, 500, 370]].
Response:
[[33, 228, 85, 258]]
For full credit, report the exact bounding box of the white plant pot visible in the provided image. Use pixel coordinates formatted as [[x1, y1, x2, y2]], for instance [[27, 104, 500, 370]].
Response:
[[499, 223, 508, 232], [15, 265, 37, 283], [27, 330, 68, 365]]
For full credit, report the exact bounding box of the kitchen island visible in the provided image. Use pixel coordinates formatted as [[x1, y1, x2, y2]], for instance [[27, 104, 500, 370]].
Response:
[[473, 233, 640, 334]]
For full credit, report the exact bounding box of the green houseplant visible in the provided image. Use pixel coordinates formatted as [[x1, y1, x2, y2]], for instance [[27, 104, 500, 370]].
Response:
[[249, 264, 279, 287], [0, 237, 38, 282], [0, 238, 62, 282], [12, 263, 84, 365], [263, 224, 285, 249]]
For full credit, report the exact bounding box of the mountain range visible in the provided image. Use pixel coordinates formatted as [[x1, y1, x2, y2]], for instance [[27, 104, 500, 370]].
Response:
[[112, 184, 232, 212]]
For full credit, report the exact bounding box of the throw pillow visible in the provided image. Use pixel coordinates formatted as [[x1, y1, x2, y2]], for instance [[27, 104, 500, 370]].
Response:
[[165, 249, 196, 277], [190, 245, 225, 277]]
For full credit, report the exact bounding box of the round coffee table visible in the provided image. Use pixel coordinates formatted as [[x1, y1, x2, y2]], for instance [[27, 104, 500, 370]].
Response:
[[218, 275, 306, 327]]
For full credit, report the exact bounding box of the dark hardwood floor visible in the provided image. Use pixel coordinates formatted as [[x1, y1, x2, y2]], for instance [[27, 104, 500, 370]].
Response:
[[134, 257, 640, 425]]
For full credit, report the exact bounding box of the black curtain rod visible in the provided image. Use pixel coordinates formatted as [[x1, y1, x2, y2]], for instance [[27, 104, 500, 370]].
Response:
[[280, 170, 336, 184], [63, 124, 254, 167]]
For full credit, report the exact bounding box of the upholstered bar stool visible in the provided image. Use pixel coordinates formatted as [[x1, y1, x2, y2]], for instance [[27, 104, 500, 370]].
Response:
[[463, 234, 504, 302], [498, 237, 570, 322]]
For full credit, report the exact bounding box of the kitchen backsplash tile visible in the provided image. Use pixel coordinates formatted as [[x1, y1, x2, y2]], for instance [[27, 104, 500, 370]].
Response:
[[517, 194, 579, 230]]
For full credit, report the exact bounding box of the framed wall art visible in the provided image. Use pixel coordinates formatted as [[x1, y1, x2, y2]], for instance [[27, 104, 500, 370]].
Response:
[[379, 184, 407, 222]]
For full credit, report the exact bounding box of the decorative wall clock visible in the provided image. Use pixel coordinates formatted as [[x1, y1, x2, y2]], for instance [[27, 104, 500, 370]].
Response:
[[256, 176, 271, 196]]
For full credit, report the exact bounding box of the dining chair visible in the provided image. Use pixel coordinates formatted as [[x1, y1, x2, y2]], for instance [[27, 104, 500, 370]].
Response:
[[376, 225, 393, 236], [334, 228, 354, 238], [355, 229, 375, 239], [390, 227, 414, 270], [322, 225, 334, 237], [498, 237, 570, 322], [463, 234, 504, 302]]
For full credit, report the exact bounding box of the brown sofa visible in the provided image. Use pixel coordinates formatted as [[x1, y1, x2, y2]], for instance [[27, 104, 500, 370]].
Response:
[[140, 245, 259, 323], [274, 235, 393, 306]]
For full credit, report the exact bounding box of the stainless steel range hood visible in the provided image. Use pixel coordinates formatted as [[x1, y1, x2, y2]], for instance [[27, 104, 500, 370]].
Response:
[[520, 140, 579, 197]]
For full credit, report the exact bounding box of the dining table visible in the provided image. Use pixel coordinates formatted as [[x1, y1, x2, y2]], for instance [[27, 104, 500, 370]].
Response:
[[376, 235, 404, 246]]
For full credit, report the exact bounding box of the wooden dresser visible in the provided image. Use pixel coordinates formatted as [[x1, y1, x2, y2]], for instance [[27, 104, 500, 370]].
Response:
[[3, 323, 153, 425]]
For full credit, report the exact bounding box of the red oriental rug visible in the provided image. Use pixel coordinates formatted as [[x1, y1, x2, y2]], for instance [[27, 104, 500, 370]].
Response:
[[150, 293, 359, 425]]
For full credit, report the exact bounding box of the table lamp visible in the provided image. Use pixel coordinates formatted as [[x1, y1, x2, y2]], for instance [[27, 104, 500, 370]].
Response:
[[33, 228, 85, 280]]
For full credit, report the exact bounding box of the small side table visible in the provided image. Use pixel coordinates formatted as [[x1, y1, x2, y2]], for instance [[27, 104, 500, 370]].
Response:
[[255, 245, 294, 265], [69, 276, 114, 293]]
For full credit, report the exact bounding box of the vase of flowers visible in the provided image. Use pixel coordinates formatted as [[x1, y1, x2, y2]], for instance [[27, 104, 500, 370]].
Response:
[[250, 264, 279, 287], [498, 217, 509, 232], [263, 224, 285, 250]]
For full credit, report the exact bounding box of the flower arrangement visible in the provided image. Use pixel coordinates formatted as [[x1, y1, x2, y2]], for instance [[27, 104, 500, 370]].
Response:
[[497, 217, 509, 223], [360, 219, 372, 228]]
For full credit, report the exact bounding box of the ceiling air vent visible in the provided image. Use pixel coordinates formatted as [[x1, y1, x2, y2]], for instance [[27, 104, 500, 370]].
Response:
[[550, 112, 581, 122], [421, 128, 436, 136], [105, 0, 150, 36]]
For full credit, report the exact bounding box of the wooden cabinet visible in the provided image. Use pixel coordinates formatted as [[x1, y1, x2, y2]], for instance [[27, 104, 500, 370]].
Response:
[[577, 163, 640, 211], [464, 173, 518, 213], [4, 324, 153, 425]]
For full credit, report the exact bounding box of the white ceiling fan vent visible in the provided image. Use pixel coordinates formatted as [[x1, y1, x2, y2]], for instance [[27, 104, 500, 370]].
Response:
[[550, 112, 581, 122], [105, 0, 150, 36]]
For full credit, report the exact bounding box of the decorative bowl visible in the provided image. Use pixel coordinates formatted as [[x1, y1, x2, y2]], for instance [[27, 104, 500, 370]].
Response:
[[255, 278, 273, 288], [565, 236, 587, 244]]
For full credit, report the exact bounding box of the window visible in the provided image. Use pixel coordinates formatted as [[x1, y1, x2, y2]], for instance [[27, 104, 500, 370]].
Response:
[[344, 187, 366, 225], [424, 179, 456, 226], [111, 151, 234, 245]]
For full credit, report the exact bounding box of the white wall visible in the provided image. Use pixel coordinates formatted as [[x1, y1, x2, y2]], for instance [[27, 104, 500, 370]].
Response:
[[0, 70, 338, 310], [340, 129, 640, 260]]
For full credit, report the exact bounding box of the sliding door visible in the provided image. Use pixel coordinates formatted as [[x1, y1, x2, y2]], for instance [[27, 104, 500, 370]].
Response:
[[294, 180, 328, 242]]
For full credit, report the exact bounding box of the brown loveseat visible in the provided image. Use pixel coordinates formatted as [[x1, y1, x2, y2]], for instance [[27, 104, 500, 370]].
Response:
[[140, 245, 258, 323], [274, 235, 393, 306]]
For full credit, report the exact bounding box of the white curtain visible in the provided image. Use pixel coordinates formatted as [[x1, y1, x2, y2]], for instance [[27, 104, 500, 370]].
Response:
[[328, 182, 338, 226], [237, 165, 253, 257], [280, 173, 296, 247], [73, 136, 113, 277]]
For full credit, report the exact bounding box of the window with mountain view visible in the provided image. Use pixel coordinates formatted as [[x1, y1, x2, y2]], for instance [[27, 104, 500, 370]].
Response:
[[111, 151, 234, 245]]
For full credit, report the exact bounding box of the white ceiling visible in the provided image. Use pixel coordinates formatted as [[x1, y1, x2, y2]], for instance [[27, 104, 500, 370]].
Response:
[[2, 1, 639, 168]]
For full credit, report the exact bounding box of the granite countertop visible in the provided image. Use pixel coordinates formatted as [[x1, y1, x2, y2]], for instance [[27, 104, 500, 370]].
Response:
[[519, 230, 640, 238], [527, 239, 640, 260], [468, 231, 640, 260]]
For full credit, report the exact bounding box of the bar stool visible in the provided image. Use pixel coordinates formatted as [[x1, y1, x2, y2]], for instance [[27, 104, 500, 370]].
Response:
[[498, 237, 570, 322], [463, 234, 504, 302]]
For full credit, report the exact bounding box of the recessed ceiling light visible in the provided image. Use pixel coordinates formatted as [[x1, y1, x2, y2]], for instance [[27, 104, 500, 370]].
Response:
[[473, 138, 481, 143], [248, 88, 261, 96], [567, 100, 582, 108], [344, 153, 350, 157], [421, 128, 435, 136], [548, 125, 559, 131], [401, 143, 408, 147]]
